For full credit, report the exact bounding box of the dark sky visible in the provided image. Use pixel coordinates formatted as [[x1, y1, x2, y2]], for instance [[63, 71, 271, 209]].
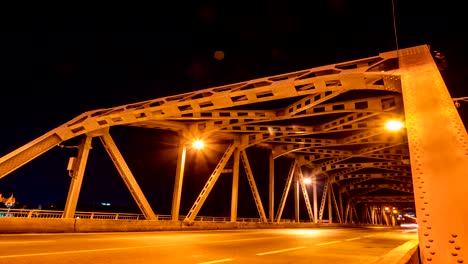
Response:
[[0, 2, 466, 215]]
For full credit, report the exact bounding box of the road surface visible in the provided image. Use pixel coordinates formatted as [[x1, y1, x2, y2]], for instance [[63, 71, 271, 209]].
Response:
[[0, 227, 418, 264]]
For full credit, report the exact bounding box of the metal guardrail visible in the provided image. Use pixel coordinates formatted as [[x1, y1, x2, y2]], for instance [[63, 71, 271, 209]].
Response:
[[0, 208, 267, 222], [0, 208, 145, 220]]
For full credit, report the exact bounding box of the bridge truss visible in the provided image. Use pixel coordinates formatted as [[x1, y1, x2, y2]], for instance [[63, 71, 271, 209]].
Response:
[[0, 44, 466, 263]]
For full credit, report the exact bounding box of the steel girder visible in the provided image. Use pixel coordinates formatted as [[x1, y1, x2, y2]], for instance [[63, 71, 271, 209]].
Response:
[[0, 44, 466, 262]]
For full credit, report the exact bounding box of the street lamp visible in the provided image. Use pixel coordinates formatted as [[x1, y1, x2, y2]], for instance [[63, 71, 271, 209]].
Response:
[[303, 178, 312, 184], [385, 120, 404, 131], [192, 139, 205, 150]]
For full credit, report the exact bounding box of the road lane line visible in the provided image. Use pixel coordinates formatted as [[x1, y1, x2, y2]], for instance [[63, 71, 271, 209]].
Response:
[[197, 258, 233, 264], [256, 246, 306, 256], [0, 247, 154, 259], [345, 237, 361, 241], [89, 234, 220, 240], [88, 236, 285, 242], [316, 240, 341, 246], [89, 236, 166, 241], [0, 240, 54, 245], [0, 236, 286, 259], [363, 235, 374, 238]]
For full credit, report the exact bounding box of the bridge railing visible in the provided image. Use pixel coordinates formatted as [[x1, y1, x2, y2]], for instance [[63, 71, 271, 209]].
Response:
[[0, 209, 144, 220], [0, 208, 266, 222]]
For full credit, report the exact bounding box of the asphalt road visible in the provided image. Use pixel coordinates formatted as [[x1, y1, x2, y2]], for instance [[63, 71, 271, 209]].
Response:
[[0, 227, 418, 264]]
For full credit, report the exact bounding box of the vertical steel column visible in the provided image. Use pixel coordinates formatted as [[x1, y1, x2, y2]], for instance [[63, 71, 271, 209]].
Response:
[[268, 150, 275, 222], [294, 169, 300, 222], [327, 181, 332, 223], [344, 201, 350, 223], [365, 205, 370, 223], [378, 207, 383, 225], [171, 136, 187, 221], [230, 146, 240, 222], [373, 206, 376, 224], [63, 136, 92, 218], [366, 206, 370, 224], [338, 191, 343, 223], [313, 174, 318, 223], [400, 44, 468, 263], [353, 204, 359, 224], [382, 209, 385, 225]]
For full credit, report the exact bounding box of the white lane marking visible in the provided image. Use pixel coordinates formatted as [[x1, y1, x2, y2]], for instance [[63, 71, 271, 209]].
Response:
[[316, 240, 341, 246], [256, 246, 306, 256], [0, 247, 153, 259], [88, 232, 273, 241], [363, 235, 374, 238], [89, 233, 220, 241], [89, 236, 164, 241], [345, 237, 361, 241], [0, 236, 285, 259], [0, 240, 55, 245], [197, 258, 233, 264]]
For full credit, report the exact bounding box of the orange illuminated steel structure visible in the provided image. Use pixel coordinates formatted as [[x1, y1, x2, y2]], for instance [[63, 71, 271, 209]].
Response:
[[0, 45, 466, 263], [0, 193, 15, 208]]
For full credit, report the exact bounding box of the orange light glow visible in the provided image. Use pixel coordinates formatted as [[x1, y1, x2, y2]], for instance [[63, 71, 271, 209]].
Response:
[[303, 178, 312, 184], [192, 140, 204, 149], [385, 120, 404, 131]]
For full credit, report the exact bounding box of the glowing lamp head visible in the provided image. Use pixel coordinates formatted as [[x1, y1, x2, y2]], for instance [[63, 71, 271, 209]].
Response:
[[303, 178, 312, 184], [192, 140, 204, 150], [385, 120, 404, 131]]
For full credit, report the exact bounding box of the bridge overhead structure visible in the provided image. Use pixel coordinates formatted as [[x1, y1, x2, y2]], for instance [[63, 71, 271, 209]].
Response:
[[0, 44, 466, 262]]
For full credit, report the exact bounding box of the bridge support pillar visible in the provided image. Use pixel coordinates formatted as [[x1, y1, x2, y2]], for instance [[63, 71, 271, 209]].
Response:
[[171, 136, 187, 221], [328, 182, 332, 223], [313, 174, 318, 223], [294, 166, 299, 222], [230, 146, 240, 222], [63, 136, 92, 219], [268, 150, 274, 222], [399, 45, 468, 263]]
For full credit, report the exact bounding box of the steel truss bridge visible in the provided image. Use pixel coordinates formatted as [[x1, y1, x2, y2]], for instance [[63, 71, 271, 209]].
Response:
[[0, 45, 466, 263]]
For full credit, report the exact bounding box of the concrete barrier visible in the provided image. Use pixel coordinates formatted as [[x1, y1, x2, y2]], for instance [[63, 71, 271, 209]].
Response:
[[369, 239, 420, 264], [0, 218, 400, 233], [75, 219, 184, 232], [0, 218, 75, 233]]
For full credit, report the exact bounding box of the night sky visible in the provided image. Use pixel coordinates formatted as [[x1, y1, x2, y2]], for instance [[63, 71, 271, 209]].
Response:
[[0, 2, 466, 216]]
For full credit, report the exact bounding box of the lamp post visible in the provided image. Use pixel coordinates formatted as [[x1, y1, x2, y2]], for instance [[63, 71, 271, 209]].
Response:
[[171, 138, 206, 221]]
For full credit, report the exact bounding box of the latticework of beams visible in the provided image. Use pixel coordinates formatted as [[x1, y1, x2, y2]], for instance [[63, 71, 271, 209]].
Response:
[[0, 46, 419, 226]]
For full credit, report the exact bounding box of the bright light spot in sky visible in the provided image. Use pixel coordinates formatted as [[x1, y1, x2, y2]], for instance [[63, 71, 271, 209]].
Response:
[[214, 50, 225, 60], [385, 120, 404, 131], [192, 140, 204, 149], [303, 178, 312, 184]]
